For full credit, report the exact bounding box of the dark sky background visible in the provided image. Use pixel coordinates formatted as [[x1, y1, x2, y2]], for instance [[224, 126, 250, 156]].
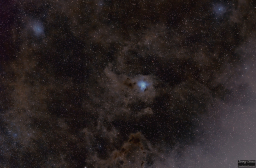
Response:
[[0, 0, 256, 167]]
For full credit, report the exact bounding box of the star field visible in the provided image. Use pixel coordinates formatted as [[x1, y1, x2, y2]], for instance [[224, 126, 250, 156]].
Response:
[[0, 0, 256, 168]]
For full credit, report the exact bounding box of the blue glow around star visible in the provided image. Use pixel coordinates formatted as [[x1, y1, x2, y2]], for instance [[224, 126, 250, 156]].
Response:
[[32, 21, 44, 36], [213, 4, 226, 16], [137, 80, 149, 91]]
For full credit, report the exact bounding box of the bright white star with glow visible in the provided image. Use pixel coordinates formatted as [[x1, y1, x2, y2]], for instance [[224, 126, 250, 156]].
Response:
[[138, 80, 149, 91]]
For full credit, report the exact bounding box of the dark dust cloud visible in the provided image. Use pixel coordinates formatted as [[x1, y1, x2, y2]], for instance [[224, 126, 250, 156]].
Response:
[[0, 0, 256, 167]]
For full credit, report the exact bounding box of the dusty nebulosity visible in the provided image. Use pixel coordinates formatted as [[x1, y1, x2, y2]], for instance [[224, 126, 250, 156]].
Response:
[[0, 0, 256, 167]]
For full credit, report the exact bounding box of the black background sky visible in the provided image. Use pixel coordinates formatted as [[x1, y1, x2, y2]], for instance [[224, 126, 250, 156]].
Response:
[[0, 0, 256, 167]]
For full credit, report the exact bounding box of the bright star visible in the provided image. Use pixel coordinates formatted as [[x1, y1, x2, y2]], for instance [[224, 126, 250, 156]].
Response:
[[138, 80, 149, 91]]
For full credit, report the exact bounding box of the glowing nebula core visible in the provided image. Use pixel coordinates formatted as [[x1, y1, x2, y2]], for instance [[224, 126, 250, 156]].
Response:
[[137, 80, 149, 91]]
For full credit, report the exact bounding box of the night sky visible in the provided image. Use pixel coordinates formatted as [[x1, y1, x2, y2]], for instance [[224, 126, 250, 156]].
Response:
[[0, 0, 256, 167]]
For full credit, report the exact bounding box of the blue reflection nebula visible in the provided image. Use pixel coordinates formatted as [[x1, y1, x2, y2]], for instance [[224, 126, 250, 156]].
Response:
[[138, 80, 149, 91], [32, 22, 44, 36], [213, 4, 226, 16]]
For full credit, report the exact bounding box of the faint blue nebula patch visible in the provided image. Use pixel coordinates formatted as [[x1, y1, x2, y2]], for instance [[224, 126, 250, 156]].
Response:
[[30, 20, 44, 37], [213, 3, 227, 17]]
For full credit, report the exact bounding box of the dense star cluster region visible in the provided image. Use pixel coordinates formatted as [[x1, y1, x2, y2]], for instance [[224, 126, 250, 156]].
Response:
[[0, 0, 256, 167]]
